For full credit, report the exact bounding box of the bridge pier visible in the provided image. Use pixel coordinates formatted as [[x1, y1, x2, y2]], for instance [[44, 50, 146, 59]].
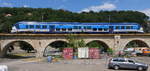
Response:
[[0, 48, 6, 58], [113, 35, 122, 55], [0, 49, 3, 57], [0, 43, 5, 57], [35, 47, 45, 58], [34, 41, 45, 58]]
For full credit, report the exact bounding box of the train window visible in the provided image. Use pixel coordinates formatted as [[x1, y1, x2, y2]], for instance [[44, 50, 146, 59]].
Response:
[[15, 24, 19, 29], [104, 29, 108, 31], [121, 26, 125, 29], [68, 28, 72, 31], [87, 26, 91, 29], [29, 25, 34, 29], [116, 26, 119, 29], [93, 28, 97, 31], [130, 26, 133, 29], [56, 28, 60, 31], [74, 26, 81, 29], [62, 28, 66, 31], [26, 25, 29, 28], [126, 26, 130, 29], [98, 28, 102, 31], [78, 26, 81, 29], [36, 25, 41, 29], [74, 26, 78, 29], [49, 25, 54, 29], [84, 26, 86, 29], [42, 25, 47, 29]]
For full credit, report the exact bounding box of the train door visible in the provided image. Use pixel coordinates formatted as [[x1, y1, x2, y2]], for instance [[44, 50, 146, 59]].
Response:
[[109, 26, 114, 33], [49, 25, 55, 33]]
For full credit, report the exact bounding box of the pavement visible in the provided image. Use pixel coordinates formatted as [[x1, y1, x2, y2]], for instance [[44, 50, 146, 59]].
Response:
[[0, 57, 150, 71]]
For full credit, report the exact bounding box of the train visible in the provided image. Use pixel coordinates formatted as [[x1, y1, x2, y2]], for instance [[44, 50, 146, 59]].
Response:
[[11, 21, 144, 34]]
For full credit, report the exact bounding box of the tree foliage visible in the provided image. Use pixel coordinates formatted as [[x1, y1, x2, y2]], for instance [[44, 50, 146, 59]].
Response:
[[86, 41, 102, 48], [66, 34, 86, 48], [0, 7, 149, 33]]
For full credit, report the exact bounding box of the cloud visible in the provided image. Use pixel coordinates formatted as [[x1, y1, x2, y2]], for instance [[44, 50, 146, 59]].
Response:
[[0, 2, 12, 7], [140, 9, 150, 17], [23, 5, 29, 8], [81, 3, 116, 12], [57, 5, 66, 9]]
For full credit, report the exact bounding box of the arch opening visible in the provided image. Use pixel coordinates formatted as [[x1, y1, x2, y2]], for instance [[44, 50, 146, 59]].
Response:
[[86, 40, 110, 54], [124, 40, 149, 55], [43, 40, 68, 57], [125, 40, 149, 48], [2, 41, 36, 59]]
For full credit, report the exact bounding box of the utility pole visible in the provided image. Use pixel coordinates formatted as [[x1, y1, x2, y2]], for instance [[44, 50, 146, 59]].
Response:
[[41, 13, 44, 22], [109, 15, 111, 23]]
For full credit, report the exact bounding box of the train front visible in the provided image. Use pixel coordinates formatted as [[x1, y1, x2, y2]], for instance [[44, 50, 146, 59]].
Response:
[[11, 24, 18, 33]]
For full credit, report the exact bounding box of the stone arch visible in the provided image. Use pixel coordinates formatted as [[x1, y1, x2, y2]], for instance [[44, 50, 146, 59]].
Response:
[[124, 39, 149, 49], [42, 39, 67, 49], [86, 40, 110, 53], [43, 40, 68, 56], [1, 40, 35, 57], [2, 40, 34, 50]]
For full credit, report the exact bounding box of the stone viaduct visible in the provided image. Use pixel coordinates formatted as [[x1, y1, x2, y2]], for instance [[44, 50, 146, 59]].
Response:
[[0, 34, 150, 58]]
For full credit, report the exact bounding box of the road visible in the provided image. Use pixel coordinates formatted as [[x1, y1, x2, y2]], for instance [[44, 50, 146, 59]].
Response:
[[0, 57, 149, 71]]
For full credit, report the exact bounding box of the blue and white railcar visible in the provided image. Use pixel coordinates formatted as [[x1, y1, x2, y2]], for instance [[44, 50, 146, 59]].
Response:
[[11, 21, 144, 34], [111, 23, 143, 33]]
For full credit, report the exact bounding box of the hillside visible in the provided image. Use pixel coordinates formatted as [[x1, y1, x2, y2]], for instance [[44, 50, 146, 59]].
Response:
[[0, 7, 149, 33]]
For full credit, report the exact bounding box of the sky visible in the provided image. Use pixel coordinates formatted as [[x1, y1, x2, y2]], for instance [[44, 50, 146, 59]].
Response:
[[0, 0, 150, 17]]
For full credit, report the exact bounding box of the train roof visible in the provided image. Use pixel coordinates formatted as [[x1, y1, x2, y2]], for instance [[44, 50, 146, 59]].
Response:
[[17, 21, 139, 25]]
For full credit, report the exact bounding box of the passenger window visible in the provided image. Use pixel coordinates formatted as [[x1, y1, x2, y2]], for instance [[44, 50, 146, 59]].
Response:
[[113, 59, 118, 62], [29, 25, 34, 29], [78, 26, 81, 29], [121, 26, 125, 29], [104, 29, 108, 31], [116, 26, 119, 29], [26, 25, 29, 28], [118, 59, 126, 62], [36, 25, 41, 29], [93, 28, 97, 31], [130, 26, 133, 29], [74, 26, 78, 29], [87, 26, 91, 29], [49, 25, 54, 29], [56, 28, 60, 31], [42, 25, 47, 29], [68, 28, 72, 31], [84, 26, 87, 29], [126, 26, 130, 29], [62, 28, 66, 31], [98, 28, 102, 31], [128, 60, 134, 63]]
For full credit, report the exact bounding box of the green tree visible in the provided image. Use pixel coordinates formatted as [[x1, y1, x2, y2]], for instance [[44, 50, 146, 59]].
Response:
[[66, 34, 86, 48], [87, 41, 102, 48], [0, 7, 149, 33], [78, 39, 86, 47]]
